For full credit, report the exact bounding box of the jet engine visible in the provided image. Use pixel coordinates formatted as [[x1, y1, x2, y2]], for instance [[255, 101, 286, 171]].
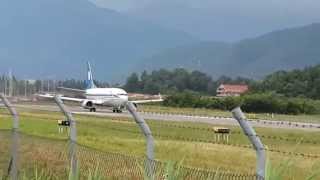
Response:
[[82, 100, 96, 112]]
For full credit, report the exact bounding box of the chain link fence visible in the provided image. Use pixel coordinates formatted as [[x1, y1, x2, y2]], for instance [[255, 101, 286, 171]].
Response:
[[0, 130, 258, 179], [0, 95, 260, 179], [0, 130, 69, 179]]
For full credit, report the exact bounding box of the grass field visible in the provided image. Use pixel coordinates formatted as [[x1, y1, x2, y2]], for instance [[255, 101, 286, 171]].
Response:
[[0, 108, 319, 179], [139, 104, 320, 124]]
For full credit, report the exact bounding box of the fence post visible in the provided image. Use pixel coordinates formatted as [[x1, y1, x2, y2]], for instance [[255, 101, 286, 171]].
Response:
[[126, 102, 154, 179], [53, 96, 78, 178], [0, 93, 19, 180], [231, 107, 265, 180]]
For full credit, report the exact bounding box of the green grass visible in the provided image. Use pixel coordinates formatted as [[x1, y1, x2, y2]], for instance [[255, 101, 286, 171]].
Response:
[[0, 108, 319, 179], [139, 104, 320, 123]]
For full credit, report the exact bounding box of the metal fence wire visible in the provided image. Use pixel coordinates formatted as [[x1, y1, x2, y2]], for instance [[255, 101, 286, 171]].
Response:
[[0, 130, 257, 180]]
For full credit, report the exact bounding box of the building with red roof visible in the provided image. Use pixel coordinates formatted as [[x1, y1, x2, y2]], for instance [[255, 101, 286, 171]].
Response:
[[216, 84, 249, 97]]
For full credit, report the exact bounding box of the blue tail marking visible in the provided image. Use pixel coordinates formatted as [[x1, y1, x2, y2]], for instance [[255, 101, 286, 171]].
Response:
[[86, 62, 97, 89]]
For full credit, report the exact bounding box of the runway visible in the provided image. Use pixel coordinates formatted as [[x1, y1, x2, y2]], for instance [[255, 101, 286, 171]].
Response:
[[10, 103, 320, 131]]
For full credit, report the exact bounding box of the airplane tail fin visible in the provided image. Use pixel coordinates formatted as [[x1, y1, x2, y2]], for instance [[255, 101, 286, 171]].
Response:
[[86, 62, 97, 89]]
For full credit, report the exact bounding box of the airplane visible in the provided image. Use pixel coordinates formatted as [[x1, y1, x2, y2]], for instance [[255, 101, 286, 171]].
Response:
[[39, 62, 163, 113]]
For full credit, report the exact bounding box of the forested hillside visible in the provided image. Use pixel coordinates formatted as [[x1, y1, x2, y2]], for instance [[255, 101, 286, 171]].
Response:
[[125, 64, 320, 100], [124, 69, 252, 95], [125, 64, 320, 114], [256, 65, 320, 99]]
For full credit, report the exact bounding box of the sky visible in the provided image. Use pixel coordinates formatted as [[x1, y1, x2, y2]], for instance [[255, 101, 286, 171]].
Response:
[[90, 0, 320, 41]]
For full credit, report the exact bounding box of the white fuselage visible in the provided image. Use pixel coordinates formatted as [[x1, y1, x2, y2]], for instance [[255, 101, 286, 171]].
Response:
[[85, 88, 128, 108]]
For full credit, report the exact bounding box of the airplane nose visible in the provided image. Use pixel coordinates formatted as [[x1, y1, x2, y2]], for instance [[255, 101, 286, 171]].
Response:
[[121, 95, 129, 101]]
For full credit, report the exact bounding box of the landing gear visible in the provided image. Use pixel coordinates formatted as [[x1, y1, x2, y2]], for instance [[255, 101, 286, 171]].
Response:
[[89, 107, 96, 112], [113, 109, 122, 113]]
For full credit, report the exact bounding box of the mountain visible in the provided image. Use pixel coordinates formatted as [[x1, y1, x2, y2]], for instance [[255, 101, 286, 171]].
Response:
[[127, 0, 320, 41], [0, 0, 196, 81], [137, 41, 232, 78], [139, 23, 320, 79]]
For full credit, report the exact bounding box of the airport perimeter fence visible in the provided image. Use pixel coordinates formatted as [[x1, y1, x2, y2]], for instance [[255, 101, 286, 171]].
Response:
[[0, 95, 261, 179], [0, 130, 258, 180], [1, 109, 319, 179], [74, 118, 320, 160]]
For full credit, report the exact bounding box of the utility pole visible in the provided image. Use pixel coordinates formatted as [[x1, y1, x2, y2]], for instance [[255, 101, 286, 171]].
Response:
[[41, 79, 44, 92], [8, 69, 13, 97], [47, 79, 50, 92], [53, 80, 56, 93], [4, 76, 7, 96], [24, 80, 27, 97]]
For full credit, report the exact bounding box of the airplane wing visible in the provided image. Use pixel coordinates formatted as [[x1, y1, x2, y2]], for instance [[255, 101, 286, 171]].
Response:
[[131, 94, 163, 104], [131, 99, 163, 104], [57, 87, 86, 93], [37, 93, 106, 106], [37, 94, 84, 102], [56, 87, 86, 98]]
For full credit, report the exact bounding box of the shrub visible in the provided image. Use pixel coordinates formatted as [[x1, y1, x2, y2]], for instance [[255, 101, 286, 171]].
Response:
[[163, 92, 320, 115]]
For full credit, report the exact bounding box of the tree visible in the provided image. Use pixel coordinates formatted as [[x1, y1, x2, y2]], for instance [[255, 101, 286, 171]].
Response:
[[125, 73, 140, 92]]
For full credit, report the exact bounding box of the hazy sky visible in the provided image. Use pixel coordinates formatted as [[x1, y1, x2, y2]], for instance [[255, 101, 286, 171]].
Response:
[[91, 0, 320, 41], [91, 0, 150, 11]]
